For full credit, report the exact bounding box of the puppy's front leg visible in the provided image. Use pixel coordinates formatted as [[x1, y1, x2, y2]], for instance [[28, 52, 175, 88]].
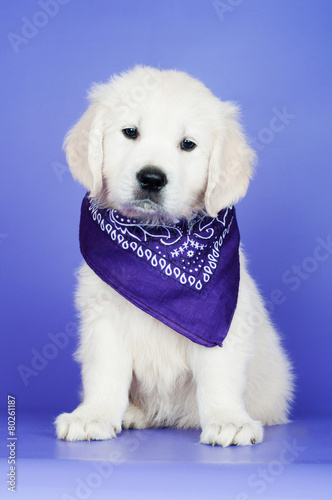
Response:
[[192, 341, 263, 447], [55, 311, 132, 441]]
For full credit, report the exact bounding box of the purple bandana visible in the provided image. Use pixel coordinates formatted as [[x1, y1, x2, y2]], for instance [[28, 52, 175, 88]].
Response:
[[79, 195, 240, 347]]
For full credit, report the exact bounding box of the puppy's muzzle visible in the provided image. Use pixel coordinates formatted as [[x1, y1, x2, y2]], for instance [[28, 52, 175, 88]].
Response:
[[136, 166, 168, 193]]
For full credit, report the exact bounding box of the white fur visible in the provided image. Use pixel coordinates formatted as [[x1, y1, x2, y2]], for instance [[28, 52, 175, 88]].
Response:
[[55, 66, 293, 446]]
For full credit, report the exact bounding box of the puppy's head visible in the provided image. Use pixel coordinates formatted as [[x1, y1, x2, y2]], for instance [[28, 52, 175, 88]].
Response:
[[64, 66, 256, 222]]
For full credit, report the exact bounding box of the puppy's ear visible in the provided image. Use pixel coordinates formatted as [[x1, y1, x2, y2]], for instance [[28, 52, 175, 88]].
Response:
[[205, 102, 256, 217], [63, 103, 104, 198]]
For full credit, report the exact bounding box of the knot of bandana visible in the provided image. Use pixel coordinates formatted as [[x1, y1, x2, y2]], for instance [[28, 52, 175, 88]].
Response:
[[79, 195, 240, 347]]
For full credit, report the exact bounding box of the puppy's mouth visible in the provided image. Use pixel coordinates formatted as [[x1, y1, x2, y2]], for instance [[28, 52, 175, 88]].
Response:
[[126, 198, 160, 214], [120, 199, 173, 224]]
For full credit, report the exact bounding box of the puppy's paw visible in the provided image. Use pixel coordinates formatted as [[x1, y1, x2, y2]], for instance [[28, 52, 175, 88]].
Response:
[[122, 403, 150, 429], [200, 419, 263, 447], [55, 409, 119, 441]]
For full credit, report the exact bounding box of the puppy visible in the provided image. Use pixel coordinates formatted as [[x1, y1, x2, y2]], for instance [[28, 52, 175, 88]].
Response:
[[55, 66, 293, 446]]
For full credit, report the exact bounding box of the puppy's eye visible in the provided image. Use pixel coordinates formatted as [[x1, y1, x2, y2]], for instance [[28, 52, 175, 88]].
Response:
[[122, 128, 138, 139], [181, 139, 196, 151]]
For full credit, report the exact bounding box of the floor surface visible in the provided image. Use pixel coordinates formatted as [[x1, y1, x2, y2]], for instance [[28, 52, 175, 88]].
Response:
[[1, 414, 331, 499]]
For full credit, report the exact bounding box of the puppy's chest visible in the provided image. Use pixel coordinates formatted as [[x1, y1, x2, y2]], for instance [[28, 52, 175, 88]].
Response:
[[126, 311, 190, 391], [90, 273, 192, 390]]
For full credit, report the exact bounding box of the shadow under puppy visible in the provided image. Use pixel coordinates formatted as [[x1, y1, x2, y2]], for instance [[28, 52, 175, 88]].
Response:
[[55, 66, 293, 446]]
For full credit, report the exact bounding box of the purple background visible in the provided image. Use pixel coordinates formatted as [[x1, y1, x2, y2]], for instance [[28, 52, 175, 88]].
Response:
[[1, 0, 331, 418]]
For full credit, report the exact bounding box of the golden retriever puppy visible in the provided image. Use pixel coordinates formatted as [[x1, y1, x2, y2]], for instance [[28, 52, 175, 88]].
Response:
[[55, 66, 293, 446]]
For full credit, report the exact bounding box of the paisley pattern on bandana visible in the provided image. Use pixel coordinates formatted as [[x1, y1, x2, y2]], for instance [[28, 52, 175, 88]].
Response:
[[79, 195, 240, 347], [88, 198, 235, 293]]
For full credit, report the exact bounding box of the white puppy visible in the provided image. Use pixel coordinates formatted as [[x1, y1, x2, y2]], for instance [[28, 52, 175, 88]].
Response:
[[55, 66, 293, 446]]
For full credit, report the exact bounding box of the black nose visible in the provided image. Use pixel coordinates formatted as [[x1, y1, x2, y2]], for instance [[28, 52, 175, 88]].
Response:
[[136, 167, 167, 192]]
